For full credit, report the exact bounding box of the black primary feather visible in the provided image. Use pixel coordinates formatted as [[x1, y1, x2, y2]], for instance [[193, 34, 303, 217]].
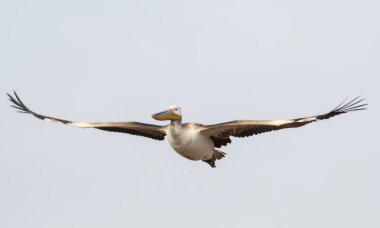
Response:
[[318, 96, 368, 120], [7, 91, 71, 124]]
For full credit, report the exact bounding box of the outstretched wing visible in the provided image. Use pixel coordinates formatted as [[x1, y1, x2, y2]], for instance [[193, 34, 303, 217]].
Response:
[[200, 97, 368, 148], [7, 91, 167, 140]]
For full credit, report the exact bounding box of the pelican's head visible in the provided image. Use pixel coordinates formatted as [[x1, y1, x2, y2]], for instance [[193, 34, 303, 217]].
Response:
[[152, 105, 182, 121]]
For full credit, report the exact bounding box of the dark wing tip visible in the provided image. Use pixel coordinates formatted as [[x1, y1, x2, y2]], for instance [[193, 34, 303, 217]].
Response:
[[319, 96, 368, 120], [7, 91, 44, 120], [332, 96, 368, 112]]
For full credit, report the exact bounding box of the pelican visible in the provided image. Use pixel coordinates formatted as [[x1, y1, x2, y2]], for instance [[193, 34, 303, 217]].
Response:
[[7, 91, 367, 168]]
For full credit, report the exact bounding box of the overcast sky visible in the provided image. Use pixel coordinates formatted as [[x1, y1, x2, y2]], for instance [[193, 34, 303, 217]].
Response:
[[1, 0, 379, 227]]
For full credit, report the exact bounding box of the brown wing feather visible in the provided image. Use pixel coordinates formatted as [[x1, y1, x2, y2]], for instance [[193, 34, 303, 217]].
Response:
[[84, 122, 166, 140], [7, 91, 167, 141], [201, 96, 367, 148]]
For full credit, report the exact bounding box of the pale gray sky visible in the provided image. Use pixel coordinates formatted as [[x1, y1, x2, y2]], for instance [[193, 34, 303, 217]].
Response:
[[1, 0, 379, 227]]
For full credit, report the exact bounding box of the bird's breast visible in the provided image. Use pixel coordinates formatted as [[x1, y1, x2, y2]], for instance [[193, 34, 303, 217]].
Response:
[[167, 124, 214, 160], [167, 125, 194, 150]]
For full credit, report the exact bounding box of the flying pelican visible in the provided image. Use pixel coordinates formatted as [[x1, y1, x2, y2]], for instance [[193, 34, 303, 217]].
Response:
[[7, 91, 367, 168]]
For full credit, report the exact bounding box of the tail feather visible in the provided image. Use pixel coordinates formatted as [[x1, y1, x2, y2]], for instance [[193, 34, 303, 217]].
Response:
[[212, 150, 226, 161]]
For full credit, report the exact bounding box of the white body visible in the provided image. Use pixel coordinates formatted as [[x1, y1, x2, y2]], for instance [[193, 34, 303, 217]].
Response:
[[167, 123, 214, 161]]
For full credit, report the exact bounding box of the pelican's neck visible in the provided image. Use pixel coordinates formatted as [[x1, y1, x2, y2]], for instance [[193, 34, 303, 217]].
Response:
[[170, 118, 182, 125]]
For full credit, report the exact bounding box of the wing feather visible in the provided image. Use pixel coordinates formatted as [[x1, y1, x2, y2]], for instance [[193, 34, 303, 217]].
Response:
[[7, 91, 167, 140], [201, 97, 368, 148]]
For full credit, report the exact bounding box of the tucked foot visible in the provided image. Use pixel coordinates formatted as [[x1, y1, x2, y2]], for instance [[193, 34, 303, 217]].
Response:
[[203, 159, 216, 168]]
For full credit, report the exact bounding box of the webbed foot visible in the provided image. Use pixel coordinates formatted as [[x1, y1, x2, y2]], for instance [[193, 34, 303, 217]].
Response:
[[203, 159, 216, 168]]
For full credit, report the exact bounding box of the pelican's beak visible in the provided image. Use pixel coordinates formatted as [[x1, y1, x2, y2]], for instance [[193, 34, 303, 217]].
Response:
[[152, 110, 180, 121]]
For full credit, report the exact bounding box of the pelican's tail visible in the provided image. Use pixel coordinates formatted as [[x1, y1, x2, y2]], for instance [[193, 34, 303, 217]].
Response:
[[203, 150, 226, 168], [212, 150, 226, 160]]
